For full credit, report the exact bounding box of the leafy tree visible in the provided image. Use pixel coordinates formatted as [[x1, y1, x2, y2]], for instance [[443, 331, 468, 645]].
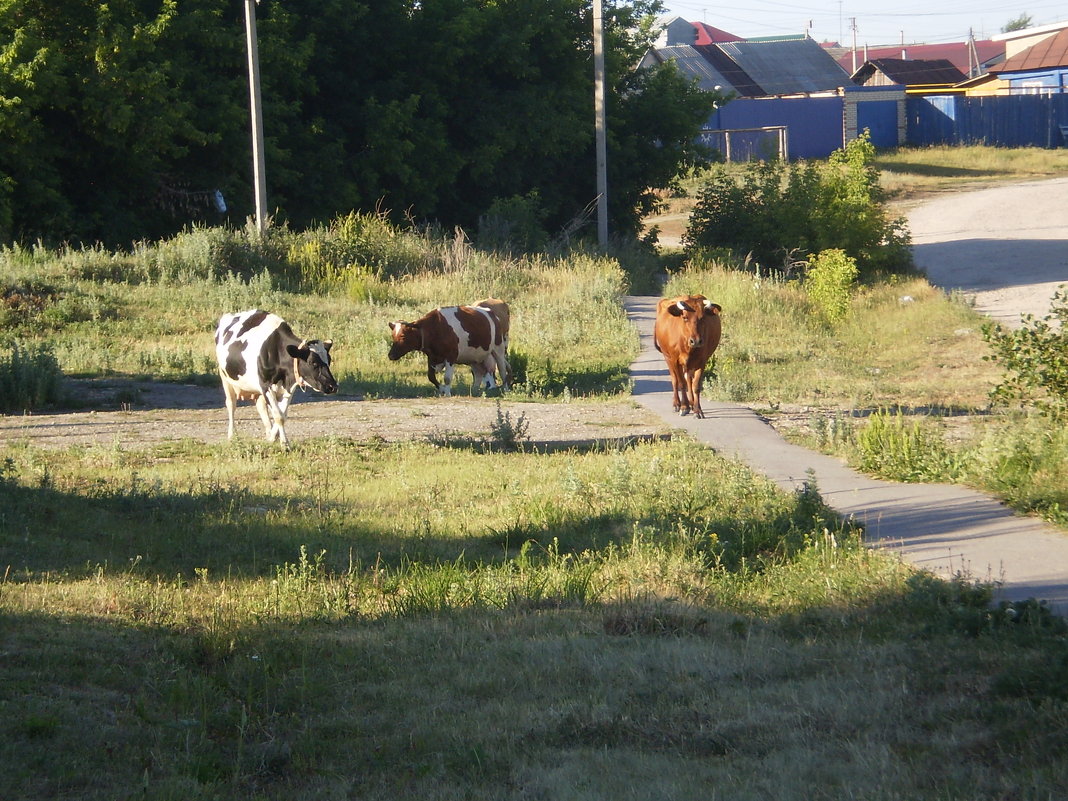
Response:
[[1001, 14, 1034, 33], [0, 0, 714, 245], [0, 0, 243, 244]]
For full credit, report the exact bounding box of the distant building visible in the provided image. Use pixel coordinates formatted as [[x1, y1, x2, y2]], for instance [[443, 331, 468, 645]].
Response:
[[852, 58, 967, 92], [988, 24, 1068, 93], [830, 40, 1003, 79]]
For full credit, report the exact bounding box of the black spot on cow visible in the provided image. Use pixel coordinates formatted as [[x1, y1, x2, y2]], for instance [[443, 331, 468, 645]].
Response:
[[225, 341, 247, 380], [237, 310, 270, 339]]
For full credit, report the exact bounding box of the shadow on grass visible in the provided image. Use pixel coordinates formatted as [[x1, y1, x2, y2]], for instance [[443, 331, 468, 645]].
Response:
[[876, 162, 1015, 179]]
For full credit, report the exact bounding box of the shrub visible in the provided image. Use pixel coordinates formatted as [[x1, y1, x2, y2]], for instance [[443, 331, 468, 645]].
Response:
[[0, 340, 64, 412], [805, 248, 858, 324], [477, 192, 550, 254], [684, 131, 912, 276], [982, 287, 1068, 419]]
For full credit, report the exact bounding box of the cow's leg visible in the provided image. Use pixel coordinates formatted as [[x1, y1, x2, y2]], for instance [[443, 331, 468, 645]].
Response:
[[221, 377, 239, 440], [425, 357, 441, 392], [688, 366, 705, 419], [668, 362, 688, 415], [262, 388, 291, 447], [254, 394, 273, 440], [492, 348, 510, 391], [440, 362, 455, 397], [470, 362, 489, 396]]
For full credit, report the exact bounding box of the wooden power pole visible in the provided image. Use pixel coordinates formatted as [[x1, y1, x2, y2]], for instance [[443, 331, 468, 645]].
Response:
[[593, 0, 608, 248], [244, 0, 267, 234]]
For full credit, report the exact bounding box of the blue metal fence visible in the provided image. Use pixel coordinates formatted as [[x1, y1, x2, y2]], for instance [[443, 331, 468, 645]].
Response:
[[907, 93, 1068, 148]]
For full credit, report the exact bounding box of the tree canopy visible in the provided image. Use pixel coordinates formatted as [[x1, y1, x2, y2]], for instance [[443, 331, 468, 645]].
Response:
[[0, 0, 715, 246]]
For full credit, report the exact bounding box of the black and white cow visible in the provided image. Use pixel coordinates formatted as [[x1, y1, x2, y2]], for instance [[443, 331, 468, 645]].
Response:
[[214, 309, 337, 447]]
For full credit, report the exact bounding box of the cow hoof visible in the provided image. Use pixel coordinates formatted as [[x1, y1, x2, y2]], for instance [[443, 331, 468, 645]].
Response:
[[679, 408, 690, 417]]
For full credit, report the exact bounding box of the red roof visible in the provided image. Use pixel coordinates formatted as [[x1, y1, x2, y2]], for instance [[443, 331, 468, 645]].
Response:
[[834, 40, 1003, 76], [693, 21, 742, 46], [992, 27, 1068, 73]]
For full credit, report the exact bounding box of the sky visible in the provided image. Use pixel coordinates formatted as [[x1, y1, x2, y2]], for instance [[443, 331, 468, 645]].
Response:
[[657, 0, 1068, 47]]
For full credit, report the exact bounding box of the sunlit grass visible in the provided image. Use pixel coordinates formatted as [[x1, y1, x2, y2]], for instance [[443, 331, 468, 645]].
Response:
[[663, 263, 997, 410], [875, 144, 1068, 199]]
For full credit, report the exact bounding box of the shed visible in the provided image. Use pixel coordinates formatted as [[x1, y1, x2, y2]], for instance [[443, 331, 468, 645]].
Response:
[[852, 58, 966, 91]]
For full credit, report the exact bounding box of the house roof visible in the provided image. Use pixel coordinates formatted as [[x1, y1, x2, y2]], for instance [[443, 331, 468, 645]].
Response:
[[693, 21, 742, 46], [854, 57, 966, 85], [833, 41, 1003, 76], [990, 27, 1068, 73], [717, 38, 848, 95], [647, 35, 848, 98], [647, 45, 737, 92], [692, 44, 764, 97]]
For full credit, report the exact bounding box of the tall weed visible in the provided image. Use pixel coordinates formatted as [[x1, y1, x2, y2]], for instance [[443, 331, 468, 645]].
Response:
[[856, 409, 958, 482], [0, 340, 64, 411], [982, 287, 1068, 419], [805, 248, 858, 325]]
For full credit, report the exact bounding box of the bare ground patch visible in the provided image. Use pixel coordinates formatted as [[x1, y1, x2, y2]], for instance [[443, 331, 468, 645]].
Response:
[[0, 379, 673, 451]]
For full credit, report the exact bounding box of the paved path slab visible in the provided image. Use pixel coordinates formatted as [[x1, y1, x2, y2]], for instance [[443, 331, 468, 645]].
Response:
[[625, 295, 1068, 612]]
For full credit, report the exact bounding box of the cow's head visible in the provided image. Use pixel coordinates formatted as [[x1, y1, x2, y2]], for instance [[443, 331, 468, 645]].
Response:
[[287, 339, 338, 394], [667, 296, 722, 348], [387, 321, 421, 360]]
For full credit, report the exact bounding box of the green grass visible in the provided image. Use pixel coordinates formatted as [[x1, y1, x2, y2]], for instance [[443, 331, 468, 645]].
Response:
[[4, 155, 1068, 799], [0, 225, 638, 400], [664, 256, 1068, 527], [4, 435, 1067, 800], [874, 144, 1068, 199]]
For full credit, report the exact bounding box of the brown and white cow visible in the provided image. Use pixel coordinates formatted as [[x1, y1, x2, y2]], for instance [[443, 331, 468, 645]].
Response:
[[653, 294, 722, 418], [471, 298, 511, 389], [215, 309, 338, 447], [388, 302, 510, 396]]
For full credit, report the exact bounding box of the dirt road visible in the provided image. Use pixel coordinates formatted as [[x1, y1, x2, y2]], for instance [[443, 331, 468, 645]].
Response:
[[907, 177, 1068, 328], [0, 379, 669, 451]]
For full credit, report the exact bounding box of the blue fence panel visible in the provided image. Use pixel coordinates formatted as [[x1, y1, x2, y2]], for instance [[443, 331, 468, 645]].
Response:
[[857, 100, 900, 148], [906, 95, 957, 145], [715, 95, 845, 159], [907, 93, 1068, 148]]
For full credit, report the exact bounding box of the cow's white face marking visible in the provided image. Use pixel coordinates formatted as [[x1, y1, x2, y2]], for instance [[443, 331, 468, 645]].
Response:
[[307, 340, 331, 366]]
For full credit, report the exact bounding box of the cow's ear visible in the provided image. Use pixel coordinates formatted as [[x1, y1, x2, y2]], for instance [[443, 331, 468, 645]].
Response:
[[286, 344, 309, 360], [667, 303, 685, 317], [704, 300, 722, 314], [323, 339, 333, 352]]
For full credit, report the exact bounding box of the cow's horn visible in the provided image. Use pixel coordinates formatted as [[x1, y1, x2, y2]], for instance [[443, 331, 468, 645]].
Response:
[[675, 300, 687, 312], [298, 339, 308, 350]]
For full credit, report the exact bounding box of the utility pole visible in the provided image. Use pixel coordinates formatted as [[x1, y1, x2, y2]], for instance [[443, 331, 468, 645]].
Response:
[[968, 28, 980, 77], [850, 17, 858, 73], [244, 0, 267, 234], [593, 0, 608, 248]]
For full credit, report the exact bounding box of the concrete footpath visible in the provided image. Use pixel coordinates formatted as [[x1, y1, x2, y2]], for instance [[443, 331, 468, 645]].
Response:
[[625, 296, 1068, 613]]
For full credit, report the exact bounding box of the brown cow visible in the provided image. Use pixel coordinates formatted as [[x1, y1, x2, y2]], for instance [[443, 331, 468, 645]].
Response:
[[653, 294, 722, 418], [388, 303, 510, 396]]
